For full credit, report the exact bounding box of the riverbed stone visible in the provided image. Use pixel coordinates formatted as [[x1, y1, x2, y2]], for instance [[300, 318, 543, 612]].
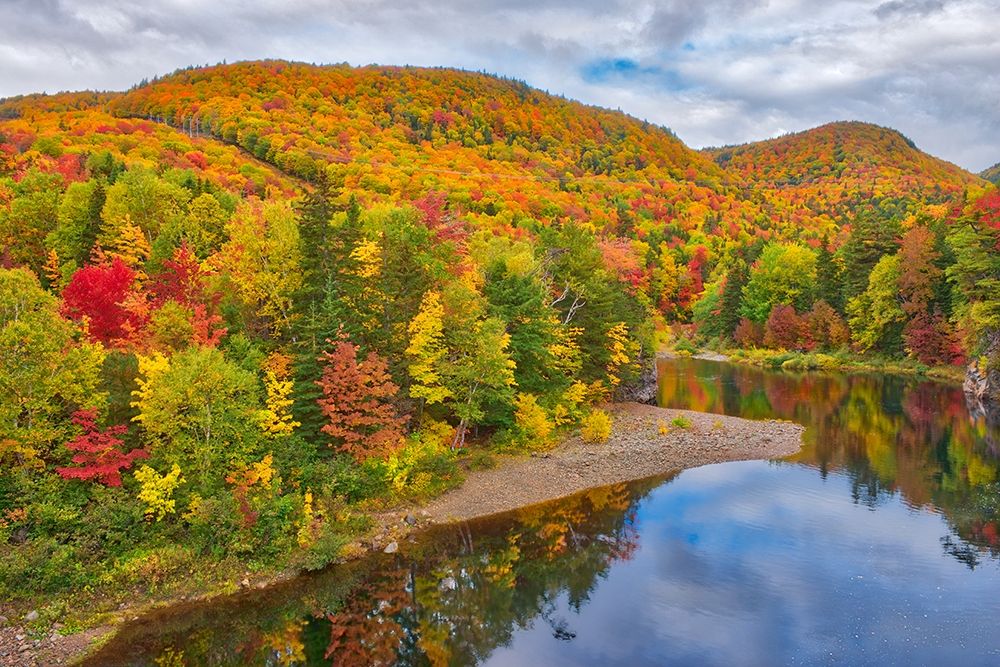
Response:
[[384, 541, 399, 554], [24, 611, 38, 622]]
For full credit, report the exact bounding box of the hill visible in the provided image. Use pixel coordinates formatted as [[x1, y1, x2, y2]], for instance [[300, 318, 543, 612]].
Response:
[[707, 121, 983, 236], [108, 60, 751, 238], [982, 162, 1000, 185]]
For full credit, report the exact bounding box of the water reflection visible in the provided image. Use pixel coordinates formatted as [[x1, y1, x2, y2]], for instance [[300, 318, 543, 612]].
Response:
[[658, 358, 1000, 564], [82, 478, 661, 666], [85, 361, 1000, 666]]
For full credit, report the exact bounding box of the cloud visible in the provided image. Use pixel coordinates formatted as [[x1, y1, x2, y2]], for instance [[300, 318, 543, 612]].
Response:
[[0, 0, 997, 171]]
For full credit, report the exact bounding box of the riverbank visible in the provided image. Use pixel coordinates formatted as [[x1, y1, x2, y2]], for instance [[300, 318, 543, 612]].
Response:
[[421, 402, 802, 523], [0, 402, 802, 666], [667, 347, 965, 384]]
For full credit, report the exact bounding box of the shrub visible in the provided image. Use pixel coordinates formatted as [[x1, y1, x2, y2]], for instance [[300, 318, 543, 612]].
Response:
[[580, 410, 613, 443], [513, 393, 553, 447], [670, 416, 692, 429]]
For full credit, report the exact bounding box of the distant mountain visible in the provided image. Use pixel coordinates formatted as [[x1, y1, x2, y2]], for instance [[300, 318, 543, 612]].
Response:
[[982, 162, 1000, 185], [706, 121, 982, 233]]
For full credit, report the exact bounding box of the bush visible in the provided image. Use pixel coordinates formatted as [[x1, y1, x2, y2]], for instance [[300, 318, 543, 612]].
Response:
[[670, 416, 692, 429], [673, 337, 699, 355], [513, 393, 553, 448], [580, 410, 613, 443]]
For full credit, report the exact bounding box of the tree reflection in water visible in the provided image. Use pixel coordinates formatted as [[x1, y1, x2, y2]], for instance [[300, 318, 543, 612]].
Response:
[[83, 478, 658, 666], [658, 358, 1000, 563]]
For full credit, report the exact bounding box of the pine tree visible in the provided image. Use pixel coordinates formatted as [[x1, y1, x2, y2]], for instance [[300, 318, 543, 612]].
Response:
[[840, 210, 900, 305], [815, 234, 843, 312]]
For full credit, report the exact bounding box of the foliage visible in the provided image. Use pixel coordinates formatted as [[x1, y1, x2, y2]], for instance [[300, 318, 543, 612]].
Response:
[[580, 410, 613, 444], [316, 338, 408, 462], [513, 393, 554, 447], [847, 254, 905, 355], [134, 464, 184, 521], [56, 410, 147, 486], [740, 243, 817, 323]]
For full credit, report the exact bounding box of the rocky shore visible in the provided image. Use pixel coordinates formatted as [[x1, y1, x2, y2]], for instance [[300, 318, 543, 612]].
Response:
[[1, 402, 802, 666], [421, 402, 803, 523]]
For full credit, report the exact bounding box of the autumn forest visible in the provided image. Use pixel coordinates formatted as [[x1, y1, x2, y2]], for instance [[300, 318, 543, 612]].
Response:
[[2, 60, 999, 618]]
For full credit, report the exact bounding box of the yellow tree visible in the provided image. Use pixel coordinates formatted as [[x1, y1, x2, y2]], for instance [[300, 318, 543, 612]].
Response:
[[217, 198, 302, 336], [258, 351, 300, 436], [405, 291, 452, 407]]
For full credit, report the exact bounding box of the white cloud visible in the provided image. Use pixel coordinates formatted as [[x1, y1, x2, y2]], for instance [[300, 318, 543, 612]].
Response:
[[0, 0, 997, 170]]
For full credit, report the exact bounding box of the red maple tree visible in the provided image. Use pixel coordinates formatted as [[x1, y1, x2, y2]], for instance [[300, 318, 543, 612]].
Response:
[[61, 258, 144, 345], [56, 410, 148, 486]]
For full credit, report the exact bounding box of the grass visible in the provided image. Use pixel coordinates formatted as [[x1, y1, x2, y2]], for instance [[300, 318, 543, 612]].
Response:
[[723, 348, 966, 384]]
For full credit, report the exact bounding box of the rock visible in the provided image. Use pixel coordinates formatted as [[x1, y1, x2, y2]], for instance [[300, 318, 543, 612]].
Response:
[[24, 610, 39, 622], [439, 576, 457, 591], [15, 634, 25, 641], [404, 514, 417, 526], [241, 578, 250, 587], [383, 541, 399, 554]]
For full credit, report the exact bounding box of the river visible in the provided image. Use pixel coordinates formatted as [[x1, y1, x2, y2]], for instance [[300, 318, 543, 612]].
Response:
[[84, 359, 1000, 666]]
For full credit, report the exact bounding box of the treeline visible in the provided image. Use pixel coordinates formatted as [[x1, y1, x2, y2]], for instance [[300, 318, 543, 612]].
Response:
[[690, 187, 1000, 370]]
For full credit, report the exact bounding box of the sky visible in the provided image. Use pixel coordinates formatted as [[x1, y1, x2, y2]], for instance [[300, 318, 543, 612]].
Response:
[[1, 0, 998, 172]]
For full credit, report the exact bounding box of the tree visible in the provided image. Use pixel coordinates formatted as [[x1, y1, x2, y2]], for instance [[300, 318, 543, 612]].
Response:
[[61, 258, 144, 346], [946, 187, 1000, 362], [719, 260, 749, 338], [815, 234, 843, 312], [405, 291, 451, 407], [904, 311, 963, 366], [763, 304, 804, 350], [56, 409, 147, 486], [692, 279, 725, 340], [740, 243, 817, 323], [258, 351, 300, 437], [840, 209, 900, 305], [439, 284, 518, 447], [897, 224, 941, 316], [217, 198, 302, 336], [0, 169, 62, 273], [847, 254, 905, 354], [45, 179, 104, 276], [1, 268, 106, 460], [316, 339, 407, 462], [734, 317, 763, 348], [802, 300, 849, 350], [131, 347, 264, 492]]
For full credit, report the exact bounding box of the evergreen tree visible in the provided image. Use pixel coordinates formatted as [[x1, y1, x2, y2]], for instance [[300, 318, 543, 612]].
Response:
[[840, 210, 900, 305], [815, 234, 843, 312], [719, 260, 748, 338]]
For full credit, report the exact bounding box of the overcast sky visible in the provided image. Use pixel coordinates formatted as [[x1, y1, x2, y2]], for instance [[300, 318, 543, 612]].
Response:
[[1, 0, 998, 171]]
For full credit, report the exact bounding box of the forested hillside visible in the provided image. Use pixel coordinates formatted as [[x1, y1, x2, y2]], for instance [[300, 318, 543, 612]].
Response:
[[1, 61, 998, 611], [983, 162, 1000, 185]]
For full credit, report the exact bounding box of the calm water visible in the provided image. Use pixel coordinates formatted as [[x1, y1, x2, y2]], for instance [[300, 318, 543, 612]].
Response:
[[86, 359, 1000, 666]]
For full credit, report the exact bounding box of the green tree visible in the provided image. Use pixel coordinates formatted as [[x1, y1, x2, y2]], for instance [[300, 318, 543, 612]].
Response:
[[740, 243, 818, 323], [0, 268, 106, 462], [847, 254, 905, 355], [840, 210, 900, 305], [131, 347, 265, 493]]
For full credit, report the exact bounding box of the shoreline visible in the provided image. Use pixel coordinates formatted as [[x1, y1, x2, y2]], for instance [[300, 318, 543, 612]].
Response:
[[418, 402, 802, 524], [0, 402, 802, 666]]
